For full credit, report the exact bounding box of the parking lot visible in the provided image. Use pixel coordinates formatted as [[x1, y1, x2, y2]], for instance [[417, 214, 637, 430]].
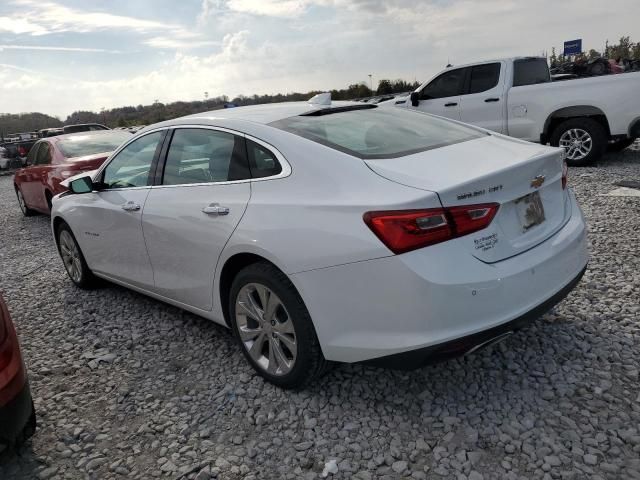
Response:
[[0, 145, 638, 479]]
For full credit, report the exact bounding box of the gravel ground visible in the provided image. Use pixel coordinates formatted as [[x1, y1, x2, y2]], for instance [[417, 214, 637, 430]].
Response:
[[1, 145, 639, 480]]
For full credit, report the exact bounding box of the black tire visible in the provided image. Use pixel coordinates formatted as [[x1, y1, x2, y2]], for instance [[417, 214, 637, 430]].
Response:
[[15, 186, 36, 217], [55, 222, 97, 289], [229, 262, 330, 389], [45, 191, 53, 213], [607, 138, 635, 152], [16, 402, 36, 445], [550, 117, 607, 167]]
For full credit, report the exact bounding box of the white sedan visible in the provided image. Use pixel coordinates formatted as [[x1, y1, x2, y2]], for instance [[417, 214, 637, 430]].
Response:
[[51, 100, 588, 388]]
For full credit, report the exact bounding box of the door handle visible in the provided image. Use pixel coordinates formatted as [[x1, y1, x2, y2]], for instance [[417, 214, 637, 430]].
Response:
[[202, 204, 230, 216], [485, 98, 500, 102], [121, 201, 141, 211], [444, 102, 458, 107]]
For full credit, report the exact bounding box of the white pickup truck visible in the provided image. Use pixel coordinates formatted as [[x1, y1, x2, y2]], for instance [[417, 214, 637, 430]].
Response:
[[399, 57, 640, 165]]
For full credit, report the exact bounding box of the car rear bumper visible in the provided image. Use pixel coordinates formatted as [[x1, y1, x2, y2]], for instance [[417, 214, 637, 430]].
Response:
[[292, 189, 588, 363], [0, 380, 34, 445], [363, 265, 586, 369]]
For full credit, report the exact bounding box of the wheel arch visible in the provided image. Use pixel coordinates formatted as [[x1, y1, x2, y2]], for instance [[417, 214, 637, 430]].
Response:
[[51, 216, 67, 249], [542, 105, 611, 143], [218, 252, 288, 328]]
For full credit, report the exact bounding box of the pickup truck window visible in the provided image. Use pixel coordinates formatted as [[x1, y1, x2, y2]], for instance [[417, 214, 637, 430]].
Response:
[[469, 63, 501, 94], [513, 58, 550, 87], [421, 68, 466, 100]]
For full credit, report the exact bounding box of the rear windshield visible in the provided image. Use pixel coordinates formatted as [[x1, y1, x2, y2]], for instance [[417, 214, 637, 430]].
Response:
[[270, 107, 485, 159], [58, 131, 132, 158]]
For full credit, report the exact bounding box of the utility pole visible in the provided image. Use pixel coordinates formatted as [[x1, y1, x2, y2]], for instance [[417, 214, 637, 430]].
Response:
[[368, 74, 373, 95]]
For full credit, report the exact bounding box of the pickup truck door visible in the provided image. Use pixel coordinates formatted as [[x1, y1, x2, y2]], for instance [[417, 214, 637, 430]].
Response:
[[409, 67, 465, 120], [458, 62, 506, 133]]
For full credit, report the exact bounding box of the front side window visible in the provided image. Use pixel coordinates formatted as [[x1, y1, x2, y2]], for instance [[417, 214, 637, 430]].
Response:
[[162, 129, 250, 186], [102, 131, 163, 189], [271, 106, 485, 159], [35, 143, 52, 165], [421, 68, 466, 100], [468, 63, 501, 94]]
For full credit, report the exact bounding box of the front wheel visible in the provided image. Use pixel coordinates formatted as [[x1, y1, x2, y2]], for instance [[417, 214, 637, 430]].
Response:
[[56, 223, 96, 289], [550, 118, 607, 166], [229, 262, 329, 389]]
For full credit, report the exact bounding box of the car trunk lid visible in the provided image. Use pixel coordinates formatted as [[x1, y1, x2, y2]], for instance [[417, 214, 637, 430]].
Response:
[[364, 135, 568, 262]]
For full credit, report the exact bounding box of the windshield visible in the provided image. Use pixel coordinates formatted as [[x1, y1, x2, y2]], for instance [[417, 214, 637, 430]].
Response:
[[270, 106, 485, 159], [58, 131, 132, 158]]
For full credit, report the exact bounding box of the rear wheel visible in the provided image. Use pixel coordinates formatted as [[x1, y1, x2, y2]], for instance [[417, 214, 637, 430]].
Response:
[[229, 262, 329, 389], [56, 223, 96, 288], [550, 118, 607, 166], [15, 186, 35, 217]]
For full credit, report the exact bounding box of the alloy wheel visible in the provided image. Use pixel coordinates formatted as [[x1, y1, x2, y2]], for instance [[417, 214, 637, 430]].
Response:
[[235, 283, 298, 376], [59, 230, 83, 283], [559, 128, 593, 161]]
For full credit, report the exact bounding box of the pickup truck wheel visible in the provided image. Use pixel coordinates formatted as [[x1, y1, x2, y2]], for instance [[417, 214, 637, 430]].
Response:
[[550, 118, 606, 166]]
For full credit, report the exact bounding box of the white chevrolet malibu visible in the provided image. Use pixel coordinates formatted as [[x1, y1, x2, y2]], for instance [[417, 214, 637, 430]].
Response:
[[51, 100, 588, 388]]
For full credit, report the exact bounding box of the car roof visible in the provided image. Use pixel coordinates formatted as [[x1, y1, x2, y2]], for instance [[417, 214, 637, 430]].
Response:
[[144, 101, 363, 131]]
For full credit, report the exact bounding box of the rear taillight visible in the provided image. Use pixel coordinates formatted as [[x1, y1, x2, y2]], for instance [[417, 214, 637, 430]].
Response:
[[0, 307, 14, 374], [364, 203, 499, 254], [562, 161, 568, 190]]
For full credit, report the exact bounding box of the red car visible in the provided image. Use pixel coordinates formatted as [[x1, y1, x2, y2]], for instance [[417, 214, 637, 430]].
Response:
[[13, 130, 131, 215], [0, 295, 35, 447]]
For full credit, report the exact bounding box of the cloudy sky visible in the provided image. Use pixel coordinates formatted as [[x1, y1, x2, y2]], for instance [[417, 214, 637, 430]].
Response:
[[0, 0, 638, 118]]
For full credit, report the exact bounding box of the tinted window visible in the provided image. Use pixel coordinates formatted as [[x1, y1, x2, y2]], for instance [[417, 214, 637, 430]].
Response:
[[271, 107, 485, 159], [246, 140, 282, 178], [26, 142, 41, 165], [421, 68, 466, 100], [57, 131, 132, 158], [469, 63, 501, 94], [162, 129, 250, 185], [35, 143, 52, 165], [102, 131, 163, 189], [513, 58, 550, 87]]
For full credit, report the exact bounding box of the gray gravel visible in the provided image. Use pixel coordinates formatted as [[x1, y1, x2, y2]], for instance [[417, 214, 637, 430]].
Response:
[[1, 144, 639, 479]]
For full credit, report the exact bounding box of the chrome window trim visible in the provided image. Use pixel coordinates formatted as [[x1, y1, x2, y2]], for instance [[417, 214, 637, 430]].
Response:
[[149, 124, 292, 190], [92, 128, 168, 193]]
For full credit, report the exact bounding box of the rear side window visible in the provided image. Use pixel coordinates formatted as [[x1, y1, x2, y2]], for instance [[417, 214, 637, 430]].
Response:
[[469, 63, 501, 94], [513, 58, 550, 87], [421, 68, 466, 100], [57, 131, 131, 158], [271, 106, 485, 159], [162, 129, 250, 185], [26, 142, 41, 165], [246, 140, 282, 178]]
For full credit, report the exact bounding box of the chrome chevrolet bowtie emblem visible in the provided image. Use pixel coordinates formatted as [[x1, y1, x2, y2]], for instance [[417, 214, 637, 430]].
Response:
[[530, 175, 545, 188]]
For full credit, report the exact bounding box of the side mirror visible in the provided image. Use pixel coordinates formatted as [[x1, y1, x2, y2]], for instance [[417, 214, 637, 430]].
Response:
[[410, 91, 420, 107], [70, 176, 94, 194]]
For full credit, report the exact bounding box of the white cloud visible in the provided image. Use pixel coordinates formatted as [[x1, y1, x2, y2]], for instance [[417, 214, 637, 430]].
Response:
[[0, 44, 121, 53], [226, 0, 312, 17], [0, 0, 205, 49]]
